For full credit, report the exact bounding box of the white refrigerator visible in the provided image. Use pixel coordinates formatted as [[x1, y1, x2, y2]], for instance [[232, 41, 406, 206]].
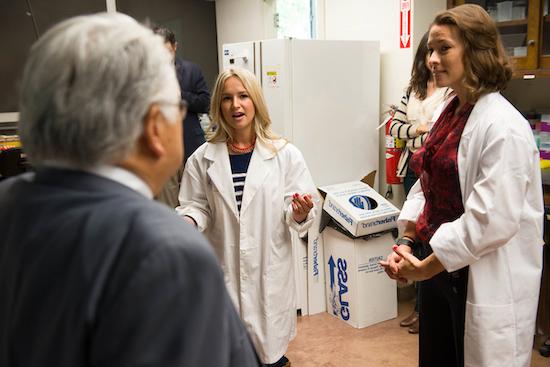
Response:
[[222, 39, 380, 315], [222, 38, 380, 188]]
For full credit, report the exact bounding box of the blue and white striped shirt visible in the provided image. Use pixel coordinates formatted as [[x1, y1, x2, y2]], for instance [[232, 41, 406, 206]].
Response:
[[229, 151, 253, 212]]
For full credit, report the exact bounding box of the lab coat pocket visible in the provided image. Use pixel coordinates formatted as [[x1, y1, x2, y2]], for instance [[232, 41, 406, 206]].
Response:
[[265, 261, 294, 335], [464, 301, 515, 367]]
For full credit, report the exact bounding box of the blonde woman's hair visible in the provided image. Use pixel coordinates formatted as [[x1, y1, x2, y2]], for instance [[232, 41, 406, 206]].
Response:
[[206, 68, 280, 146], [432, 4, 512, 103]]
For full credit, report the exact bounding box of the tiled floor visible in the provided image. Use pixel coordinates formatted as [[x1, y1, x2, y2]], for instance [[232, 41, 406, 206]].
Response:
[[287, 299, 549, 367]]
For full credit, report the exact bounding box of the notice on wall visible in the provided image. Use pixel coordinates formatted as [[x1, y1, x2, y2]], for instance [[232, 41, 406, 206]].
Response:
[[400, 0, 411, 49]]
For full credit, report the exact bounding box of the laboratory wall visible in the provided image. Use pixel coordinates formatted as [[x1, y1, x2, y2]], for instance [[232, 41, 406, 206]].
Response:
[[215, 0, 277, 72], [215, 0, 446, 205], [0, 0, 218, 115], [319, 0, 446, 203]]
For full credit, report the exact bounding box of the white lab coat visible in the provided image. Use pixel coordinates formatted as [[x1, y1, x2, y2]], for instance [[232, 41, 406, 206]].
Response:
[[177, 138, 317, 364], [400, 92, 543, 367]]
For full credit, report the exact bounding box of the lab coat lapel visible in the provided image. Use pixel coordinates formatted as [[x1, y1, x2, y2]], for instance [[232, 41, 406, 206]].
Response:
[[240, 140, 275, 215], [457, 93, 494, 201], [205, 142, 239, 220]]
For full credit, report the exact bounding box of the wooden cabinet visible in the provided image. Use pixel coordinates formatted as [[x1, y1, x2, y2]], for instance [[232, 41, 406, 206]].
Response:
[[452, 0, 550, 78]]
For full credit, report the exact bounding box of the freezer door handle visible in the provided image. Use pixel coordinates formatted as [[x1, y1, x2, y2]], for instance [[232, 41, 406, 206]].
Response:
[[229, 56, 248, 64]]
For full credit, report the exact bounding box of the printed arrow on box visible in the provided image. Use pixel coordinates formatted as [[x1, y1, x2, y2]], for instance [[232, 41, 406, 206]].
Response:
[[328, 255, 336, 290]]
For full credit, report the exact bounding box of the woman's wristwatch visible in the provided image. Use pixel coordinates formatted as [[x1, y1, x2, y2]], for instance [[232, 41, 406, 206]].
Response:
[[395, 236, 416, 248]]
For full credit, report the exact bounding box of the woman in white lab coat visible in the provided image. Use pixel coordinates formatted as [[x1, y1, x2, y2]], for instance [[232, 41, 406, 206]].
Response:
[[177, 68, 317, 367], [381, 5, 543, 367]]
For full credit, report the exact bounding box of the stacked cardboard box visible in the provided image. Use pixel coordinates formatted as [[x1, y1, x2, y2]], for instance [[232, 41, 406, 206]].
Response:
[[319, 181, 399, 328]]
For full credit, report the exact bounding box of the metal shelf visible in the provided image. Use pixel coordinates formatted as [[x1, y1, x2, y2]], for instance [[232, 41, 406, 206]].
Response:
[[497, 19, 529, 28], [0, 121, 18, 135]]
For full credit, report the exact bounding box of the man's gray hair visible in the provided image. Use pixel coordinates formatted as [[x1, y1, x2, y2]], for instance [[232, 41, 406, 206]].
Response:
[[19, 12, 180, 167]]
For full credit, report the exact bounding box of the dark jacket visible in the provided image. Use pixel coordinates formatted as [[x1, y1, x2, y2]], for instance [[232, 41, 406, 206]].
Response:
[[175, 57, 210, 161], [0, 168, 260, 367]]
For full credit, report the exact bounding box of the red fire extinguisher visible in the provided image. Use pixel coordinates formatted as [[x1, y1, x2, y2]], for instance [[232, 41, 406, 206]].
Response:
[[384, 110, 404, 185]]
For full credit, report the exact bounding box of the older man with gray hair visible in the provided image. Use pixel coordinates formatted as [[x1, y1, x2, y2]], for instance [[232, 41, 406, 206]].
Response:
[[0, 13, 260, 367]]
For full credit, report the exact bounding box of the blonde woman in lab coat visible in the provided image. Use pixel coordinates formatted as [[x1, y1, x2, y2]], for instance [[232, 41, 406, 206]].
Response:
[[381, 5, 543, 367], [177, 67, 317, 367]]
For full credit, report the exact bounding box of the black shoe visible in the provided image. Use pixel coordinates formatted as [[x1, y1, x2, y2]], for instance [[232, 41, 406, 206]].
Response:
[[265, 356, 291, 367], [540, 337, 550, 357]]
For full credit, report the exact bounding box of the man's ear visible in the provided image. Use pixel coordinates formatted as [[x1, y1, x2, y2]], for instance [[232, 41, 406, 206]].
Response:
[[142, 104, 166, 158]]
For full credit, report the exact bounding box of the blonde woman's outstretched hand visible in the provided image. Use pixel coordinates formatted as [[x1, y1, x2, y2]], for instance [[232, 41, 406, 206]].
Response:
[[291, 193, 314, 223]]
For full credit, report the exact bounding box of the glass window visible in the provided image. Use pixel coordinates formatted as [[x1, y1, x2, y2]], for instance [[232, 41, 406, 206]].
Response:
[[465, 1, 530, 59], [276, 0, 315, 39]]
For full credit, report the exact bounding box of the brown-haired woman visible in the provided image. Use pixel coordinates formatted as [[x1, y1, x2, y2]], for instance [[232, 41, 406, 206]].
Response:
[[390, 31, 452, 196], [381, 4, 543, 367], [390, 30, 453, 334]]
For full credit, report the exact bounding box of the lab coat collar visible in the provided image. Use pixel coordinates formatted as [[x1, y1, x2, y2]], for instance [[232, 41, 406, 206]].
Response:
[[456, 92, 502, 201], [203, 139, 285, 220], [202, 138, 285, 161], [461, 92, 499, 138]]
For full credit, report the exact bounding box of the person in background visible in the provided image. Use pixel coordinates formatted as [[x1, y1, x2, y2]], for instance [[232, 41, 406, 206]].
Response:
[[390, 31, 451, 195], [177, 67, 317, 367], [389, 31, 452, 334], [381, 4, 543, 367], [153, 24, 211, 208], [0, 13, 260, 367]]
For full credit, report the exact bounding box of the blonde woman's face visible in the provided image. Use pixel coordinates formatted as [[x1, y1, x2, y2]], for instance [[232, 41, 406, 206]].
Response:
[[220, 76, 256, 135]]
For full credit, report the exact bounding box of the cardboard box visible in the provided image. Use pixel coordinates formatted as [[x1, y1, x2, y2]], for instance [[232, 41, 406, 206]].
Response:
[[301, 172, 393, 317], [324, 225, 397, 328], [320, 181, 400, 237], [306, 212, 326, 315], [292, 229, 309, 315]]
